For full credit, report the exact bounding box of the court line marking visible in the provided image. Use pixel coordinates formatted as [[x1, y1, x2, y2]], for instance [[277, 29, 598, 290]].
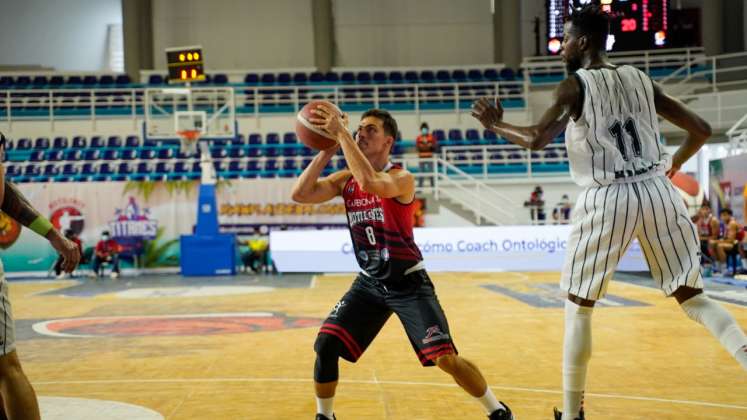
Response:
[[32, 377, 747, 411], [310, 275, 318, 289]]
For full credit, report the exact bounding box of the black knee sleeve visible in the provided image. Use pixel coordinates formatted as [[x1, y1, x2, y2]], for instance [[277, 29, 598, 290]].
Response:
[[314, 333, 341, 383]]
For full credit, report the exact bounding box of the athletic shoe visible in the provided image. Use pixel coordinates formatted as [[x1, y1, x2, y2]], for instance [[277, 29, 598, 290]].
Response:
[[315, 414, 335, 420], [553, 407, 585, 420], [489, 402, 514, 420], [110, 272, 120, 279]]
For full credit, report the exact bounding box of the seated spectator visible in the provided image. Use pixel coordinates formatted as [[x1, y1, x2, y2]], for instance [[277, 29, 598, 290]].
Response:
[[92, 231, 122, 279], [524, 186, 545, 224], [694, 203, 719, 262], [54, 229, 83, 278], [552, 194, 572, 224], [241, 231, 271, 274], [709, 208, 741, 275]]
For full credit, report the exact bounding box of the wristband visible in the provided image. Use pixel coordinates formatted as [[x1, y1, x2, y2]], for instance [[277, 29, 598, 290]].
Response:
[[29, 216, 53, 237]]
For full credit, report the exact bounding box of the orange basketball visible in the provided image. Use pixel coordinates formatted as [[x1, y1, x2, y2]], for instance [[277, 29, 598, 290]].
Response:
[[295, 100, 341, 150], [671, 171, 700, 197]]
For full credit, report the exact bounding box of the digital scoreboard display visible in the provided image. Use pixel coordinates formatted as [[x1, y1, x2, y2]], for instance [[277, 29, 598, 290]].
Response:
[[165, 45, 206, 83], [546, 0, 670, 54]]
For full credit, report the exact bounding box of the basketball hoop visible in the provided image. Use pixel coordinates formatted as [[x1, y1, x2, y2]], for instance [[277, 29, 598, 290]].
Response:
[[177, 129, 201, 155]]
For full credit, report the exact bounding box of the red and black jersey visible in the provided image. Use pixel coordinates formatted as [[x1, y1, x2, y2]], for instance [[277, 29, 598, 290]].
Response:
[[342, 163, 423, 280]]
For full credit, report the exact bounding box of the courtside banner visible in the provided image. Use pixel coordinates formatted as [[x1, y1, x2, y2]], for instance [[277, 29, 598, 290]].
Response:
[[270, 225, 648, 272]]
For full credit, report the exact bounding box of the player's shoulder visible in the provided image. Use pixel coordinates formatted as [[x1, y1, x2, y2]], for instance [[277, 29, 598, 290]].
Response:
[[388, 165, 414, 179]]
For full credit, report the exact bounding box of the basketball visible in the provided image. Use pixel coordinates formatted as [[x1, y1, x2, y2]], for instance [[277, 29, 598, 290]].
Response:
[[671, 171, 704, 215], [294, 100, 342, 150]]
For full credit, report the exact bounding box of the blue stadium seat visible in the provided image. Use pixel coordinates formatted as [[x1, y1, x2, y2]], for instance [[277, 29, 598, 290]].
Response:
[[484, 69, 499, 81], [266, 133, 280, 144], [404, 71, 419, 84], [452, 70, 467, 83], [465, 129, 480, 144], [29, 151, 45, 162], [63, 150, 81, 161], [228, 160, 242, 173], [52, 136, 68, 149], [46, 150, 63, 161], [80, 162, 96, 176], [119, 149, 137, 160], [82, 150, 100, 161], [448, 129, 463, 141], [282, 132, 297, 144], [212, 74, 228, 85], [247, 160, 260, 171], [142, 139, 158, 148], [32, 76, 47, 88], [210, 148, 226, 159], [66, 76, 83, 86], [341, 72, 355, 84], [308, 72, 324, 83], [372, 71, 387, 84], [34, 137, 50, 149], [277, 73, 291, 85], [228, 147, 245, 158], [99, 75, 114, 86], [72, 136, 87, 148], [356, 72, 371, 84], [90, 136, 105, 148], [264, 159, 278, 171], [389, 71, 403, 84], [24, 164, 40, 177], [467, 69, 484, 82], [115, 74, 131, 85], [148, 74, 165, 85], [432, 129, 445, 142], [140, 149, 156, 160], [136, 162, 152, 174], [125, 135, 139, 148], [102, 149, 118, 160], [62, 163, 78, 175], [244, 73, 259, 85], [420, 71, 435, 83], [500, 68, 516, 81], [16, 138, 32, 150], [282, 147, 297, 157], [436, 70, 451, 83], [107, 136, 122, 148], [247, 148, 261, 158], [265, 147, 279, 158], [293, 72, 308, 85], [15, 76, 31, 87], [117, 162, 132, 175], [260, 73, 276, 85], [248, 134, 262, 145]]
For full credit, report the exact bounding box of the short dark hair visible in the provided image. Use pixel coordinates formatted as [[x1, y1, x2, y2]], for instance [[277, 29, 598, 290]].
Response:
[[420, 122, 429, 130], [362, 108, 399, 139], [720, 208, 733, 216], [568, 3, 609, 50]]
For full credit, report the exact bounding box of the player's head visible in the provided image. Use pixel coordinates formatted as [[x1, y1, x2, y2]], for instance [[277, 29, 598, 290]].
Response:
[[357, 109, 398, 159], [719, 208, 733, 222], [699, 202, 711, 216], [561, 3, 609, 73]]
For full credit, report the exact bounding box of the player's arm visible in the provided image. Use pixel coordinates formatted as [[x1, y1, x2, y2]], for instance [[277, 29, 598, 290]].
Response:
[[1, 180, 81, 272], [709, 218, 720, 241], [472, 77, 581, 151], [310, 106, 415, 201], [651, 81, 711, 177], [291, 147, 349, 204]]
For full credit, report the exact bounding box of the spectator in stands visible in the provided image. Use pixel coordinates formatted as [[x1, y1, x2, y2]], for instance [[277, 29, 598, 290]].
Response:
[[415, 122, 437, 188], [524, 186, 546, 224], [242, 232, 270, 274], [92, 230, 122, 279], [552, 194, 572, 224], [694, 203, 719, 262], [710, 208, 741, 275], [54, 229, 83, 278]]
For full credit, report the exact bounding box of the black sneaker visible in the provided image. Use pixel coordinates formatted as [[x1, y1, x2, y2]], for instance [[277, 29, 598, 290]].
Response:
[[553, 407, 585, 420], [489, 402, 514, 420], [315, 414, 335, 420]]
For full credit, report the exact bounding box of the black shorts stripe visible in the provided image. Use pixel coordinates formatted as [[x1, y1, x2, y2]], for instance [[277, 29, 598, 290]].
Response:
[[635, 70, 662, 160], [585, 185, 611, 299], [568, 188, 592, 294], [578, 74, 603, 185], [637, 182, 675, 285], [575, 186, 601, 297], [630, 183, 665, 285], [653, 177, 693, 288], [595, 184, 620, 300]]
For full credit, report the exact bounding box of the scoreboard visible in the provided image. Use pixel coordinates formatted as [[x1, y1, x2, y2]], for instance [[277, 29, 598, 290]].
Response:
[[546, 0, 672, 54], [165, 46, 206, 83]]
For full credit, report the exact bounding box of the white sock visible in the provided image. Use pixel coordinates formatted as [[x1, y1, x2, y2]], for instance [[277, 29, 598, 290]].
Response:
[[563, 300, 593, 420], [476, 387, 503, 414], [316, 396, 334, 418], [681, 293, 747, 371]]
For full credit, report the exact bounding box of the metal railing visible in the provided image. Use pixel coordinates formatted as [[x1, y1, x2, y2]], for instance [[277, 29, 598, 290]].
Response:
[[659, 51, 747, 95], [521, 47, 706, 83], [727, 112, 747, 156], [0, 80, 527, 130]]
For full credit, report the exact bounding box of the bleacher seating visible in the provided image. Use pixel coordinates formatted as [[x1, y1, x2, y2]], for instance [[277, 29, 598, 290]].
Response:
[[2, 128, 569, 184]]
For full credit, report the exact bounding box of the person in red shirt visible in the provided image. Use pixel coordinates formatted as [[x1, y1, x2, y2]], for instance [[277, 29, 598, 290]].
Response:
[[92, 230, 121, 278], [415, 122, 437, 188], [54, 229, 83, 278]]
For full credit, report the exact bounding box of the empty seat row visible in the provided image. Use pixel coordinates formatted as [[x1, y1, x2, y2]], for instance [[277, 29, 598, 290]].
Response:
[[0, 74, 131, 88]]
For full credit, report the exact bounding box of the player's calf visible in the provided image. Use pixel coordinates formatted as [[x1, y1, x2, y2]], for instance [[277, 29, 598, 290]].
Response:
[[434, 354, 515, 419], [676, 288, 747, 370]]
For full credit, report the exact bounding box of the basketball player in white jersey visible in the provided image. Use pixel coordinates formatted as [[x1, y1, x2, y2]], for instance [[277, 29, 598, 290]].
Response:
[[472, 4, 747, 419]]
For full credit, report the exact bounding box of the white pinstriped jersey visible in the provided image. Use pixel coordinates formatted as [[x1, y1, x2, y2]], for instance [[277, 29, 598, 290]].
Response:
[[564, 65, 672, 187]]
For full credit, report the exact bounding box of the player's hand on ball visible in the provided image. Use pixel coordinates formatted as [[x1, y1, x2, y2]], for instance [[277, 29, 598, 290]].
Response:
[[310, 105, 347, 140], [471, 97, 504, 129]]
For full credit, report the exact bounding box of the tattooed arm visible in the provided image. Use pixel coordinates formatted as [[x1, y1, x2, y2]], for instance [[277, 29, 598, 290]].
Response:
[[0, 133, 80, 273]]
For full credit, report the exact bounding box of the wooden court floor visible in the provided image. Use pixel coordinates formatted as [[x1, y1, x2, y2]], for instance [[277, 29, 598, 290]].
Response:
[[7, 271, 747, 419]]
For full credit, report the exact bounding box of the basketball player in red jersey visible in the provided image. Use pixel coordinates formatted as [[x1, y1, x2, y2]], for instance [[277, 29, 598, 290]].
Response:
[[292, 107, 514, 420]]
